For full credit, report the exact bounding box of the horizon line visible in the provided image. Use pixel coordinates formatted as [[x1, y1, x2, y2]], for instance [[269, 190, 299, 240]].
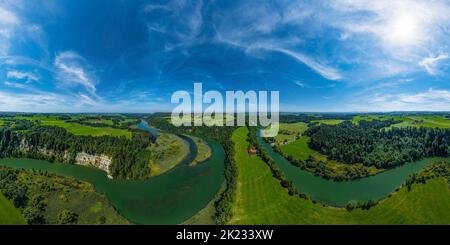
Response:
[[1, 110, 450, 114]]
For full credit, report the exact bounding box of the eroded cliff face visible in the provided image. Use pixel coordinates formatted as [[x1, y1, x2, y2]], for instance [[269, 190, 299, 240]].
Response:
[[19, 138, 113, 179], [75, 152, 113, 179]]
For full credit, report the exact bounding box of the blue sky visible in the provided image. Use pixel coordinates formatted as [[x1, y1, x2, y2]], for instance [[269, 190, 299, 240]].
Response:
[[1, 0, 450, 112]]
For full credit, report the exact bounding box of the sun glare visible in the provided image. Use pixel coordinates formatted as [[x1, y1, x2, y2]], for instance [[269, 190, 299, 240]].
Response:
[[385, 12, 421, 46]]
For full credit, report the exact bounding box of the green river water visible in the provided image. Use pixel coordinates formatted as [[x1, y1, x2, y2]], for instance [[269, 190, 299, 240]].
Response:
[[0, 126, 225, 224], [257, 132, 450, 206]]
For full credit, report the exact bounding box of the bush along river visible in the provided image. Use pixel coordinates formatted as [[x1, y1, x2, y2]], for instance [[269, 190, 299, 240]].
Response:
[[257, 131, 450, 206], [0, 124, 225, 224]]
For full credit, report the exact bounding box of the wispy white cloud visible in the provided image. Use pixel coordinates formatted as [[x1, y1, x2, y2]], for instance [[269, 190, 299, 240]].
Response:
[[212, 0, 450, 81], [4, 81, 25, 88], [214, 31, 342, 80], [351, 88, 450, 111], [419, 53, 449, 75], [7, 70, 39, 82], [144, 0, 204, 50], [323, 0, 450, 76], [0, 90, 69, 112], [277, 48, 342, 80], [0, 6, 19, 25], [0, 6, 19, 55], [0, 88, 166, 113], [397, 89, 450, 104], [295, 80, 336, 89], [54, 51, 97, 95]]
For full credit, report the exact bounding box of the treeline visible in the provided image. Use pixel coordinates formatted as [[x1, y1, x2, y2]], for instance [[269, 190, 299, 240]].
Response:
[[280, 113, 357, 123], [0, 125, 152, 180], [65, 116, 139, 129], [147, 115, 237, 224], [247, 127, 313, 200], [0, 168, 46, 224], [405, 162, 450, 191], [306, 120, 450, 168], [347, 162, 450, 212]]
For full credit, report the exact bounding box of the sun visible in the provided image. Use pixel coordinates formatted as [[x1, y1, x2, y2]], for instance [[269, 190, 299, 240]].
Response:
[[385, 12, 421, 46]]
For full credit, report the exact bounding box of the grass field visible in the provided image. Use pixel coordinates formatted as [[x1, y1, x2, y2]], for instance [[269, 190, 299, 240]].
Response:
[[84, 119, 114, 125], [311, 119, 344, 125], [44, 188, 128, 225], [279, 122, 308, 132], [352, 114, 450, 129], [149, 133, 190, 176], [275, 122, 308, 143], [352, 115, 393, 124], [189, 136, 212, 166], [389, 115, 450, 129], [9, 115, 131, 138], [118, 118, 139, 125], [280, 136, 317, 160], [0, 192, 26, 224], [230, 127, 450, 224]]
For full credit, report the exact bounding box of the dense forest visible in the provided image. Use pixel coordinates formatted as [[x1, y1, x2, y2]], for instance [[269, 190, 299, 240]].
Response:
[[0, 124, 152, 180], [306, 120, 450, 168]]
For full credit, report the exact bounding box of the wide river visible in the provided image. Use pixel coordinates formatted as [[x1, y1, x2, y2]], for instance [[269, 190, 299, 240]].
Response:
[[0, 123, 225, 224], [257, 132, 450, 206]]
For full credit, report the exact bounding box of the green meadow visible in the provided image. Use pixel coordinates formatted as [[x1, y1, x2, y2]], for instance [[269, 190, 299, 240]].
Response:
[[84, 119, 114, 125], [280, 136, 317, 160], [311, 119, 344, 125], [0, 192, 26, 224], [7, 115, 131, 138], [389, 115, 450, 129], [231, 127, 450, 224], [148, 133, 190, 176], [351, 114, 393, 124], [275, 122, 308, 143], [352, 114, 450, 129], [189, 136, 212, 166]]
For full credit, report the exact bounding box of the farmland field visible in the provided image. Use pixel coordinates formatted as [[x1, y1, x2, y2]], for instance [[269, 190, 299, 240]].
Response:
[[231, 127, 450, 224], [311, 119, 344, 125], [84, 119, 114, 125], [388, 115, 450, 129], [280, 136, 317, 160], [275, 122, 308, 143], [351, 114, 450, 129], [5, 115, 132, 138]]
